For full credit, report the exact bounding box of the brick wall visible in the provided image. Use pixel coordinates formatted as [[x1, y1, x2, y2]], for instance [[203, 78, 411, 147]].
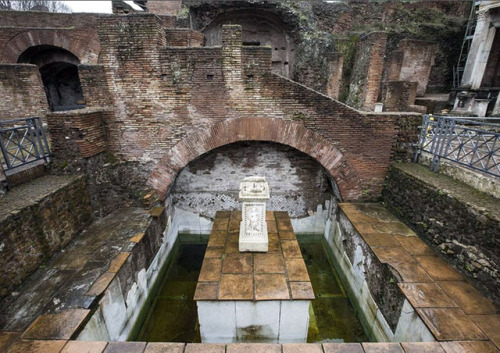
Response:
[[47, 109, 111, 160], [171, 141, 333, 218], [78, 65, 113, 107], [326, 53, 343, 100], [391, 113, 423, 163], [0, 175, 92, 297], [382, 81, 417, 112], [165, 29, 204, 47], [147, 1, 182, 16], [93, 19, 405, 202], [0, 11, 101, 64], [347, 32, 387, 111], [0, 64, 48, 121]]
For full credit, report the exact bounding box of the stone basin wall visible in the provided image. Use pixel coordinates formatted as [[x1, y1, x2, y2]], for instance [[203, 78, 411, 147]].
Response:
[[383, 163, 500, 305]]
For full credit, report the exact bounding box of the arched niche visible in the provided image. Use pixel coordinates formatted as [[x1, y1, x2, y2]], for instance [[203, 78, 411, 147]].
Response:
[[18, 45, 85, 111], [203, 10, 296, 77]]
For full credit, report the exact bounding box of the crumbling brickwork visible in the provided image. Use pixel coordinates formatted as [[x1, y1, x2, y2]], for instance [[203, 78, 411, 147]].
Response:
[[47, 108, 111, 160], [0, 11, 101, 65], [346, 32, 387, 111], [78, 65, 113, 108], [93, 17, 402, 201], [0, 65, 47, 121]]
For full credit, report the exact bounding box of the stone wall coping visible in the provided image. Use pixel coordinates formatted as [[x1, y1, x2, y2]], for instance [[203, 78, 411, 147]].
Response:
[[47, 107, 114, 116], [3, 340, 500, 353], [393, 163, 500, 222], [0, 174, 82, 222]]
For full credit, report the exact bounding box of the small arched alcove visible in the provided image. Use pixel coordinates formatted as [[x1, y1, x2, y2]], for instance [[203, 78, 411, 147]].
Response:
[[18, 45, 86, 111]]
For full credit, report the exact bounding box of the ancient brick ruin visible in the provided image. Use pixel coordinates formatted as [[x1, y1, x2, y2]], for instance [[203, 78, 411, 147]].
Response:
[[0, 1, 499, 352]]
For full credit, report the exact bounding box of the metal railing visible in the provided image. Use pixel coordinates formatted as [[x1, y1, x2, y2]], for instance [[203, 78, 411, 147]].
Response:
[[0, 117, 50, 172], [414, 115, 500, 177]]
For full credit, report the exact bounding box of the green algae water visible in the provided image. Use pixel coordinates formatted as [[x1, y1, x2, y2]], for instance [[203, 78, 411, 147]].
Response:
[[298, 235, 369, 343], [131, 235, 367, 343], [132, 240, 206, 342]]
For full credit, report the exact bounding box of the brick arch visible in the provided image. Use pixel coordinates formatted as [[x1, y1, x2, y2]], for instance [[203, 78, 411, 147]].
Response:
[[2, 30, 99, 64], [148, 118, 363, 201]]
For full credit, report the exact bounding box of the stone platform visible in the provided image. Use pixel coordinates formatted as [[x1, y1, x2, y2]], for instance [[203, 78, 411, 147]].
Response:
[[194, 211, 314, 343]]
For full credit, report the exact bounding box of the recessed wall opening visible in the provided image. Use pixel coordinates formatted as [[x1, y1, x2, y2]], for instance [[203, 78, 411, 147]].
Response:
[[202, 11, 296, 78], [18, 45, 86, 111]]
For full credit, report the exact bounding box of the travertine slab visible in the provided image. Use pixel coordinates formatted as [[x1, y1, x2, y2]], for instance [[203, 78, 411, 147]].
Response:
[[195, 211, 313, 343]]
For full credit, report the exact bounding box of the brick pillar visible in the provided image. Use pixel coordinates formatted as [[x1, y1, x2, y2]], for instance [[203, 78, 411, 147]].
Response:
[[364, 32, 387, 111], [222, 25, 243, 84], [326, 53, 344, 100]]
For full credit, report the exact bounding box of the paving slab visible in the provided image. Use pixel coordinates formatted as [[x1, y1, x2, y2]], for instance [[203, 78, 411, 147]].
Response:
[[0, 175, 80, 223], [340, 202, 499, 348], [393, 236, 434, 256], [400, 342, 446, 353], [144, 342, 185, 353], [282, 343, 323, 353], [417, 308, 486, 341], [254, 274, 290, 300], [0, 331, 20, 352], [222, 254, 253, 274], [102, 342, 147, 353], [219, 274, 253, 300], [144, 343, 185, 353], [254, 254, 285, 274], [6, 339, 67, 353], [290, 282, 315, 300], [361, 233, 400, 248], [323, 343, 364, 353], [0, 269, 76, 331], [195, 211, 311, 303], [185, 343, 225, 353], [371, 247, 415, 264], [193, 282, 218, 301], [362, 342, 405, 353], [440, 341, 500, 353], [414, 256, 463, 281], [60, 341, 108, 353], [469, 315, 500, 349], [437, 281, 499, 315], [388, 262, 433, 283], [0, 208, 150, 333], [398, 283, 457, 308], [226, 343, 281, 353], [21, 309, 89, 340]]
